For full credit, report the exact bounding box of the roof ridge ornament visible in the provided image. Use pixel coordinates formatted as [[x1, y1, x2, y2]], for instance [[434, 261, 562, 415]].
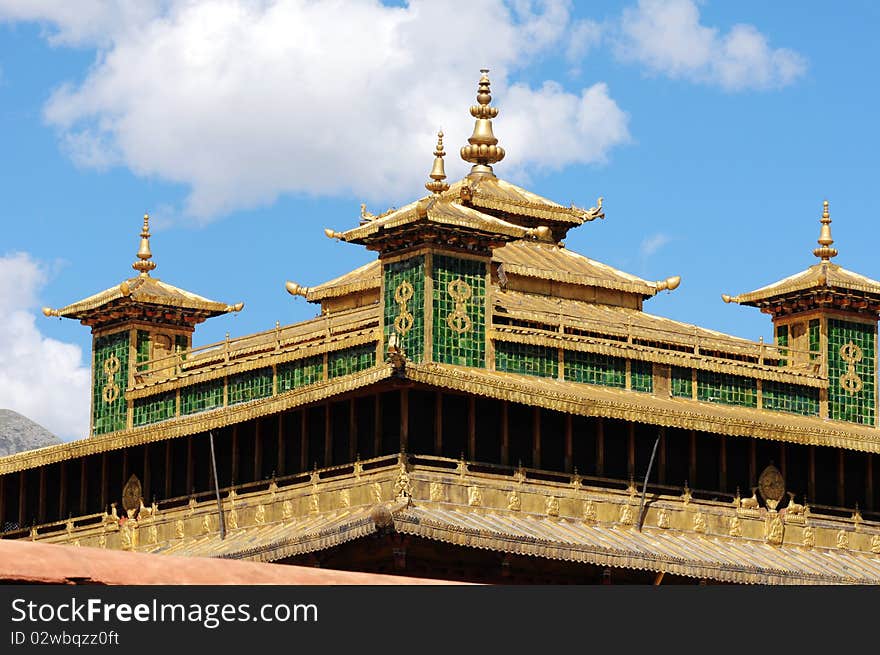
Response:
[[132, 213, 157, 276], [813, 199, 838, 262], [425, 130, 450, 194], [460, 69, 505, 176]]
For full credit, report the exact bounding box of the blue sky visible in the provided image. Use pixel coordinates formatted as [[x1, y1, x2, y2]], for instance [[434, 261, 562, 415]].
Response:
[[1, 0, 878, 439]]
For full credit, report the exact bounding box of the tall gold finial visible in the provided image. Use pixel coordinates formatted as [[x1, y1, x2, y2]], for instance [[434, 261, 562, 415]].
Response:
[[460, 69, 505, 175], [132, 213, 157, 276], [813, 200, 838, 262], [425, 130, 450, 194]]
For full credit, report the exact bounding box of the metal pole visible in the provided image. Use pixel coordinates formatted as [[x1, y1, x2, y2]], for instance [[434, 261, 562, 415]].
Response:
[[209, 431, 226, 540], [636, 432, 662, 532]]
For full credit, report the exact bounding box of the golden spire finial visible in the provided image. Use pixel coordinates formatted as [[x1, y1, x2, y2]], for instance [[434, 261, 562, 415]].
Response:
[[132, 212, 157, 276], [812, 199, 838, 262], [460, 69, 505, 175], [425, 130, 450, 194]]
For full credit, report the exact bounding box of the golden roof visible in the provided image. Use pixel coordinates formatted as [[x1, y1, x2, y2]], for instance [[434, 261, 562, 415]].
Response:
[[724, 200, 880, 306], [43, 213, 242, 321], [287, 260, 381, 302]]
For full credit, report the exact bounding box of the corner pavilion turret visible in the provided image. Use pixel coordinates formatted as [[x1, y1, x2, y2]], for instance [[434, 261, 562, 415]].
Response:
[[4, 72, 880, 584]]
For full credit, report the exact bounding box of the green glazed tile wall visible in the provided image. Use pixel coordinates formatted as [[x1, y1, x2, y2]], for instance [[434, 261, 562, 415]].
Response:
[[384, 256, 424, 363], [92, 330, 130, 435], [762, 381, 820, 416], [631, 360, 653, 393], [277, 356, 324, 392], [776, 324, 789, 367], [809, 319, 820, 361], [136, 330, 150, 368], [828, 319, 875, 425], [671, 366, 692, 398], [329, 344, 377, 379], [133, 391, 176, 426], [433, 255, 486, 367], [175, 334, 189, 361], [180, 379, 224, 415], [495, 342, 557, 378], [228, 367, 273, 405], [564, 351, 625, 388], [697, 371, 757, 407]]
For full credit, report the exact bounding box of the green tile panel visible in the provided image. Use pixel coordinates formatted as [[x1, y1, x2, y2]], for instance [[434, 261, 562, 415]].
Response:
[[384, 256, 424, 363], [671, 366, 693, 398], [828, 319, 875, 425], [630, 360, 653, 393], [133, 392, 176, 426], [180, 379, 224, 415], [175, 334, 189, 361], [776, 324, 789, 367], [136, 330, 150, 367], [564, 351, 625, 388], [92, 330, 130, 435], [495, 342, 557, 378], [809, 319, 820, 361], [697, 371, 757, 407], [762, 381, 820, 416], [277, 356, 324, 392], [433, 255, 486, 367], [328, 344, 377, 379], [228, 367, 273, 405]]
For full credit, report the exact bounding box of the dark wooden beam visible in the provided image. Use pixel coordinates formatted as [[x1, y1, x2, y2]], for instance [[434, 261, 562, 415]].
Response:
[[400, 390, 409, 454], [500, 401, 509, 466], [254, 418, 263, 481], [434, 392, 443, 457], [468, 396, 476, 461], [564, 414, 573, 473], [58, 462, 67, 521], [532, 408, 541, 469], [276, 414, 285, 477], [596, 418, 604, 476]]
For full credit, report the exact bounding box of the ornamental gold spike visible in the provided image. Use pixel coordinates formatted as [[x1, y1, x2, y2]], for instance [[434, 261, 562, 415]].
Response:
[[460, 69, 505, 175], [813, 200, 838, 262], [132, 213, 157, 276], [425, 130, 450, 194]]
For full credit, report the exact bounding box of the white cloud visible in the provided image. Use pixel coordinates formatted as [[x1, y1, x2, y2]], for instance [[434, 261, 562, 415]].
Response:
[[0, 253, 90, 440], [615, 0, 806, 90], [566, 19, 603, 64], [0, 0, 630, 219], [640, 233, 672, 256]]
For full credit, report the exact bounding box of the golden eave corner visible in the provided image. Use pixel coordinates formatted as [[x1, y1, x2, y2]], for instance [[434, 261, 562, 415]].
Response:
[[42, 213, 243, 324]]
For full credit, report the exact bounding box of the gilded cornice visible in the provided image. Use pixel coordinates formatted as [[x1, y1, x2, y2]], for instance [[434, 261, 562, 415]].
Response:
[[491, 329, 827, 388], [404, 362, 880, 453], [0, 365, 395, 476], [726, 262, 880, 306]]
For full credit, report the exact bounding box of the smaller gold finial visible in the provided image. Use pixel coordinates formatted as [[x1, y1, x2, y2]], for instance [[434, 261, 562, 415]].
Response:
[[813, 199, 838, 262], [425, 130, 450, 194], [132, 213, 157, 276]]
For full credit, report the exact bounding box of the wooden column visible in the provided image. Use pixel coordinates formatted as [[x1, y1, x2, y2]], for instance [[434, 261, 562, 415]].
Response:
[[324, 404, 333, 466], [596, 418, 605, 476], [808, 446, 816, 502], [719, 436, 727, 492], [143, 445, 151, 504], [400, 390, 409, 453], [349, 400, 358, 461], [500, 401, 509, 466], [434, 392, 443, 456], [373, 395, 382, 457], [37, 467, 46, 524], [79, 458, 87, 515], [18, 472, 26, 528], [186, 436, 194, 494], [688, 430, 697, 487], [231, 426, 240, 485], [468, 397, 476, 461], [837, 448, 845, 507], [867, 454, 874, 511], [300, 411, 308, 471], [101, 453, 109, 511], [627, 424, 636, 479], [276, 414, 285, 476], [532, 408, 541, 469], [779, 442, 787, 480], [58, 462, 67, 521], [564, 414, 573, 473], [254, 419, 263, 481], [163, 442, 172, 499], [122, 449, 129, 488], [748, 440, 756, 488], [658, 427, 667, 485]]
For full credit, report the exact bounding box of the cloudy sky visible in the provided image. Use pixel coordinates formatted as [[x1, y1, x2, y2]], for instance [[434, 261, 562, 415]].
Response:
[[1, 1, 878, 439]]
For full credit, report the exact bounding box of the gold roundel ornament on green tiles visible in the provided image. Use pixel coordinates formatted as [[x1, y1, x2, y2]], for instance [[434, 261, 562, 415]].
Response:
[[839, 340, 864, 394], [393, 280, 415, 335], [446, 278, 473, 334]]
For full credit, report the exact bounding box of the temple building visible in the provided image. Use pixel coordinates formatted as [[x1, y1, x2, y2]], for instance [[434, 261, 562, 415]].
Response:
[[3, 71, 880, 584]]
